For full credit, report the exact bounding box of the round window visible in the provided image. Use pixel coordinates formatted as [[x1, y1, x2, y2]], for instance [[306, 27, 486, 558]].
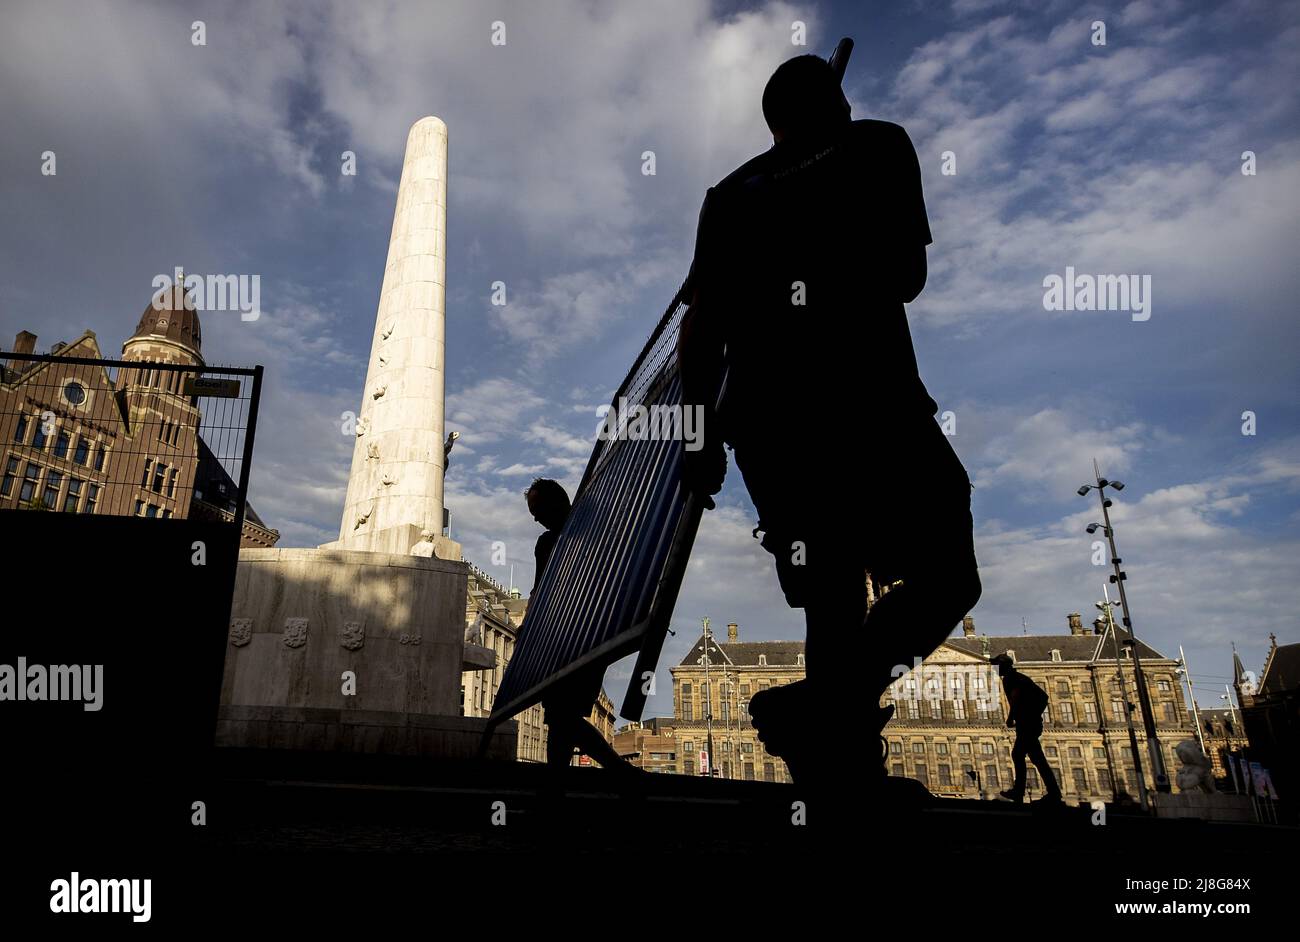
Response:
[[64, 381, 87, 405]]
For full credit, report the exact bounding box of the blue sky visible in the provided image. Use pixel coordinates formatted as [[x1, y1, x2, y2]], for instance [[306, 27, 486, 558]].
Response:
[[2, 0, 1297, 720]]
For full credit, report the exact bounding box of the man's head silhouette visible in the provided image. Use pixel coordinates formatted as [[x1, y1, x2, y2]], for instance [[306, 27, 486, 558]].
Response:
[[525, 477, 570, 532], [990, 653, 1015, 678], [762, 54, 851, 143]]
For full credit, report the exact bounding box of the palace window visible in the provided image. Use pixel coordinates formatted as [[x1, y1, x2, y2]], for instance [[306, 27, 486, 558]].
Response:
[[153, 463, 166, 493], [14, 413, 28, 444], [53, 431, 70, 459], [1083, 702, 1097, 724], [1162, 702, 1177, 723], [891, 763, 905, 778], [134, 500, 145, 516], [32, 421, 48, 449], [94, 445, 106, 472], [936, 742, 949, 755], [1045, 746, 1058, 758], [1157, 679, 1171, 692], [958, 742, 971, 755], [906, 700, 919, 719], [84, 483, 99, 513], [1098, 769, 1112, 793], [763, 763, 775, 782], [1057, 681, 1070, 696], [938, 765, 952, 787], [72, 437, 89, 465], [141, 459, 151, 488], [930, 699, 942, 720], [889, 741, 902, 755], [981, 743, 994, 755], [1060, 703, 1075, 724], [1111, 699, 1126, 723], [984, 764, 1000, 787], [912, 742, 925, 754], [1068, 746, 1082, 759], [914, 763, 929, 786], [953, 698, 967, 720]]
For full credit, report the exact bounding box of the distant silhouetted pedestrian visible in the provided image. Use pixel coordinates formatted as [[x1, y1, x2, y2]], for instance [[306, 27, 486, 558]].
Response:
[[991, 654, 1061, 804]]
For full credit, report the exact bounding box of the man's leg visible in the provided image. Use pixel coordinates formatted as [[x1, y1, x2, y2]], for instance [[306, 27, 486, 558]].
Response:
[[1005, 732, 1029, 800], [1025, 730, 1062, 798]]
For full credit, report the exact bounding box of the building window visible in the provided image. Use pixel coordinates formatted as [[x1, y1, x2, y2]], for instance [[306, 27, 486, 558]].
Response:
[[63, 478, 82, 512], [981, 742, 994, 755], [1057, 681, 1070, 696], [1111, 699, 1125, 723], [72, 437, 89, 465], [64, 381, 86, 406], [1082, 681, 1094, 695], [162, 508, 172, 519], [1097, 769, 1112, 793], [744, 763, 754, 781], [912, 742, 925, 754], [958, 742, 971, 755], [889, 741, 902, 755], [953, 698, 967, 720], [134, 500, 145, 516], [53, 431, 70, 459], [20, 463, 41, 502], [1083, 702, 1097, 724], [141, 459, 151, 488], [914, 763, 929, 786], [84, 483, 99, 513], [985, 764, 999, 787], [1072, 768, 1089, 793], [13, 413, 28, 444], [167, 467, 177, 497], [763, 762, 775, 782], [1157, 679, 1171, 692], [93, 445, 106, 472], [1, 457, 17, 497], [1060, 703, 1075, 725], [938, 765, 952, 787], [32, 421, 48, 449], [683, 759, 694, 776], [741, 742, 753, 754], [930, 699, 942, 720], [1162, 701, 1177, 723], [758, 655, 767, 666], [153, 463, 165, 493], [891, 763, 905, 778], [41, 469, 62, 508], [906, 699, 919, 719], [936, 742, 949, 755], [1068, 746, 1082, 759], [1045, 745, 1058, 758]]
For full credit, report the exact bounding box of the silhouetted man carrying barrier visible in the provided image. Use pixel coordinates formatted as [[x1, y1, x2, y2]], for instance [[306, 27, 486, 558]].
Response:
[[524, 478, 633, 773], [678, 49, 981, 792], [991, 654, 1062, 805]]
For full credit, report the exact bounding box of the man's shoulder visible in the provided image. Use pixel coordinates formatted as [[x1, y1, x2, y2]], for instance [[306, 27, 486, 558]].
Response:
[[713, 148, 776, 192], [849, 118, 915, 151]]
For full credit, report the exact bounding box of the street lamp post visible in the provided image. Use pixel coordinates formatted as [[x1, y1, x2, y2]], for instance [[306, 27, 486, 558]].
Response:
[[1080, 462, 1169, 794], [1099, 592, 1149, 813]]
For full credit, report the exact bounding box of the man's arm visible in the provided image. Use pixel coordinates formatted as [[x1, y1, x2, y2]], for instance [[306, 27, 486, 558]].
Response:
[[883, 123, 931, 303], [677, 189, 728, 503]]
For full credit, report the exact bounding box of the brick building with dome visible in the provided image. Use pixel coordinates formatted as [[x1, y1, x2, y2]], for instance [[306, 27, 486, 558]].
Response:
[[0, 277, 279, 547]]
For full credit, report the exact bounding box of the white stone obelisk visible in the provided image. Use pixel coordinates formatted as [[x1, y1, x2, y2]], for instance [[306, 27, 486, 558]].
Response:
[[336, 116, 450, 555]]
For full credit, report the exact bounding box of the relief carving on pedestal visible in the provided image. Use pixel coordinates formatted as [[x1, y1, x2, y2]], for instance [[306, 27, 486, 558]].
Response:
[[372, 384, 387, 400], [355, 416, 370, 437], [282, 618, 309, 649], [340, 621, 365, 651], [229, 618, 252, 647]]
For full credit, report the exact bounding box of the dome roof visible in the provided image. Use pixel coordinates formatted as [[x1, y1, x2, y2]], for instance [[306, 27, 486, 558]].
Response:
[[128, 276, 202, 355]]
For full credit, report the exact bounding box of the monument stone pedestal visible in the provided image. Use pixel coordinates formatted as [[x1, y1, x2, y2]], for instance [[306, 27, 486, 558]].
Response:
[[218, 547, 515, 759]]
